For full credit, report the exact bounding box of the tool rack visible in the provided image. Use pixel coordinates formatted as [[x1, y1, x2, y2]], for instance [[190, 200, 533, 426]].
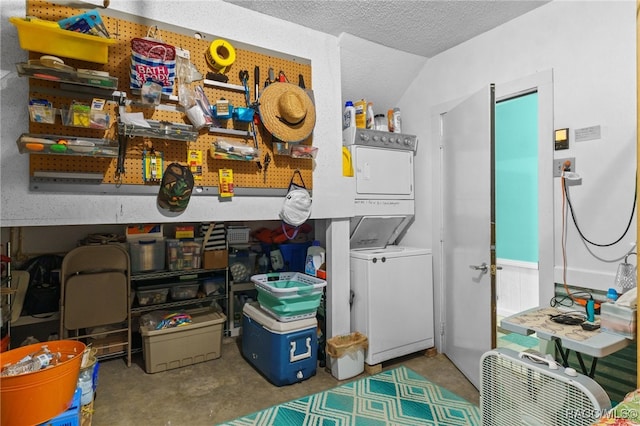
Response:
[[17, 0, 314, 195]]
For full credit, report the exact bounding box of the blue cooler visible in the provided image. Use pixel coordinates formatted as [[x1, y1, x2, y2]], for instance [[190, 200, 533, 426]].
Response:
[[242, 303, 317, 386]]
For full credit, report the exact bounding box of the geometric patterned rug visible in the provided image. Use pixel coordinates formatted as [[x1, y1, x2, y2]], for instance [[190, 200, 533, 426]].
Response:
[[219, 366, 481, 425]]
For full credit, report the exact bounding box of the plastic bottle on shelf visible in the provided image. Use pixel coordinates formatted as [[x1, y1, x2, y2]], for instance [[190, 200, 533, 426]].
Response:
[[305, 241, 326, 277], [366, 102, 375, 129], [343, 100, 357, 146], [258, 253, 269, 273], [343, 101, 355, 130], [387, 109, 395, 133], [392, 107, 402, 133], [354, 99, 367, 129]]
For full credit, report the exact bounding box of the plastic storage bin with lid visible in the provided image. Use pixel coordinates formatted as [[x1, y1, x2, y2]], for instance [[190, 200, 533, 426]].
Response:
[[166, 238, 203, 271], [136, 285, 169, 306], [129, 238, 166, 273], [170, 282, 200, 300], [140, 307, 226, 373]]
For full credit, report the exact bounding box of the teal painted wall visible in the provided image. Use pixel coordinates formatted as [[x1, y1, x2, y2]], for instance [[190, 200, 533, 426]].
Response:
[[496, 93, 538, 262]]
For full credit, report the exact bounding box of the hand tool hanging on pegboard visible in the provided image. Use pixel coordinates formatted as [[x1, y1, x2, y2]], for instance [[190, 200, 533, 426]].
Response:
[[298, 74, 315, 104], [115, 94, 128, 182], [265, 67, 274, 88], [240, 70, 260, 162]]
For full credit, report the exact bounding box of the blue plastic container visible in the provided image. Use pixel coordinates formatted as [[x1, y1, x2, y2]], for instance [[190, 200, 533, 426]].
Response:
[[38, 387, 81, 426], [261, 241, 312, 272], [242, 303, 317, 386]]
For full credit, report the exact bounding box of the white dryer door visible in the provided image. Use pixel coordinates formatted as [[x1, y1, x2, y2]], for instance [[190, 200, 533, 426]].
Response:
[[353, 146, 413, 199]]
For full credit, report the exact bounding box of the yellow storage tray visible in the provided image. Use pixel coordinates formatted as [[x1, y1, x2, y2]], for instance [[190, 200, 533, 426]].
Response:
[[9, 17, 116, 64]]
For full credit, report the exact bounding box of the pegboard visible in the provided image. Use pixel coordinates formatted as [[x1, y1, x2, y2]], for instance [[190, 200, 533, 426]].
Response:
[[24, 0, 313, 191]]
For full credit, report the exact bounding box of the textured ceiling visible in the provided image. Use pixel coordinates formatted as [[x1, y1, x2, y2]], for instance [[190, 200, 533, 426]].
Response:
[[221, 0, 550, 116], [223, 0, 549, 58]]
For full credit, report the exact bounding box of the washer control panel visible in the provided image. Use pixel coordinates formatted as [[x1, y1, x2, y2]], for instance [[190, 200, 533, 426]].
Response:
[[344, 128, 418, 152]]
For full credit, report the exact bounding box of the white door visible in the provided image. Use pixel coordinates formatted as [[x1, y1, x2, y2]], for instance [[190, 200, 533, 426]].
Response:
[[442, 85, 495, 389]]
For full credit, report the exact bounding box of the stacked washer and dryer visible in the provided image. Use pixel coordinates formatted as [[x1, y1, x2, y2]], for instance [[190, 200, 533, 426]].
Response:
[[343, 128, 434, 366]]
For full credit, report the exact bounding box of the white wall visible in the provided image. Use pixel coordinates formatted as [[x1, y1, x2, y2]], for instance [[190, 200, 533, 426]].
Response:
[[496, 260, 539, 318], [398, 0, 636, 348]]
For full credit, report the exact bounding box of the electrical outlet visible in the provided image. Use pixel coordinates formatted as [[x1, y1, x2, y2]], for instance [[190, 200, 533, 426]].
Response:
[[553, 157, 575, 177]]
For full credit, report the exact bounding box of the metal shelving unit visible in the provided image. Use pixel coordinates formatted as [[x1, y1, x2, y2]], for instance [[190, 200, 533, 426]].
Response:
[[228, 280, 256, 337], [130, 267, 228, 315]]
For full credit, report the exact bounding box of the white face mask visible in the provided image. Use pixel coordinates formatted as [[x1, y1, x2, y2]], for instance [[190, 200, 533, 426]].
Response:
[[280, 188, 312, 227]]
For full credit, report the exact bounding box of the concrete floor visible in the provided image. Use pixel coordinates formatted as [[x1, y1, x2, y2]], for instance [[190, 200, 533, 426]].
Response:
[[91, 338, 479, 426]]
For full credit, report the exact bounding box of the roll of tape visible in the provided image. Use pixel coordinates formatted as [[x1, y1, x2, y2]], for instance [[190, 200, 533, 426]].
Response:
[[205, 39, 236, 74]]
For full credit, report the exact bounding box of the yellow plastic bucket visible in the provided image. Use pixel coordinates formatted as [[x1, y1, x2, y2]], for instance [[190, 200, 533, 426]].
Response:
[[1, 340, 86, 426]]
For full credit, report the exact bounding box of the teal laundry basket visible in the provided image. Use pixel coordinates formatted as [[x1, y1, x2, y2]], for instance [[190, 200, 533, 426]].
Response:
[[251, 272, 326, 322]]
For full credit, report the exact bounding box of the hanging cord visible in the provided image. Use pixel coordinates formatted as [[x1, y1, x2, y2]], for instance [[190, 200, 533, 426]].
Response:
[[560, 168, 580, 304], [559, 164, 637, 306], [563, 169, 637, 247], [559, 166, 596, 307]]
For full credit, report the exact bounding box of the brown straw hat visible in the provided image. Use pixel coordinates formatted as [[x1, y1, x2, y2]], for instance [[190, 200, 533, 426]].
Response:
[[258, 82, 316, 143]]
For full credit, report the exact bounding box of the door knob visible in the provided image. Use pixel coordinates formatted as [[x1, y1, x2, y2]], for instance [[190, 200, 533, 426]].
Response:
[[469, 263, 489, 273], [469, 263, 503, 275]]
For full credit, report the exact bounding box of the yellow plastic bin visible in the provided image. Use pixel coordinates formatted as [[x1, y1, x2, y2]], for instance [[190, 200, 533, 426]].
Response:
[[9, 17, 116, 64], [326, 332, 368, 380]]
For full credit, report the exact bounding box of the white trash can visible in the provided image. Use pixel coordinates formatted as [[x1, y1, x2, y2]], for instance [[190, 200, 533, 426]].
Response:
[[327, 332, 368, 380]]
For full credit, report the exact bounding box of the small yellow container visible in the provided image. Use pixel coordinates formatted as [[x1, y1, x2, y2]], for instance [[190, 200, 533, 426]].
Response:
[[9, 17, 116, 64], [354, 99, 367, 129]]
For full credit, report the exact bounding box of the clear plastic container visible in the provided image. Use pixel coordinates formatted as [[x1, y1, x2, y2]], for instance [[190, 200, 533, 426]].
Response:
[[78, 368, 93, 405], [170, 283, 200, 300], [374, 114, 387, 131], [305, 241, 326, 277], [1, 346, 56, 377], [136, 286, 170, 306]]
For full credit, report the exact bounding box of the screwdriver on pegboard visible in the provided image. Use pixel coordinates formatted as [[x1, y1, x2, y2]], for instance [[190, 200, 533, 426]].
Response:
[[263, 153, 271, 183]]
